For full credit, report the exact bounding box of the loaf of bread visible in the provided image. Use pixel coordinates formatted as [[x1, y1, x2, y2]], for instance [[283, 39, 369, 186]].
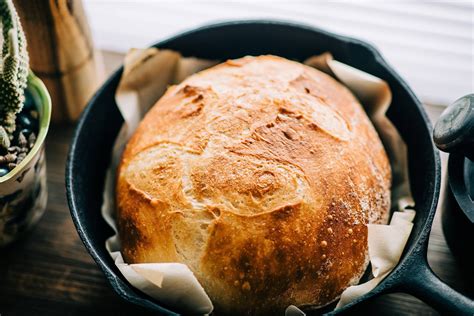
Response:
[[116, 55, 391, 315]]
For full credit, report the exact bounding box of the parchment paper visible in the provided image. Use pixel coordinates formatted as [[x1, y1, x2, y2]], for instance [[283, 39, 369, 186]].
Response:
[[101, 48, 415, 315]]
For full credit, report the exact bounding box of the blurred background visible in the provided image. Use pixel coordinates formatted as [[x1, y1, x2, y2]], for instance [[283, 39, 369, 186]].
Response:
[[83, 0, 473, 107]]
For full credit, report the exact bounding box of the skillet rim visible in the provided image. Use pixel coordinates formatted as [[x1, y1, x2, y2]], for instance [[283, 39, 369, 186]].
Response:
[[65, 19, 442, 315]]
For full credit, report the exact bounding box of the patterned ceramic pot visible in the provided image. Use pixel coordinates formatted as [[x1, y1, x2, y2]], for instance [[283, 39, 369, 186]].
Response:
[[0, 73, 51, 246]]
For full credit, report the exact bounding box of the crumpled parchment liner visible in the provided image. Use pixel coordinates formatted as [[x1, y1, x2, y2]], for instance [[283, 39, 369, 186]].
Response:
[[101, 48, 415, 315]]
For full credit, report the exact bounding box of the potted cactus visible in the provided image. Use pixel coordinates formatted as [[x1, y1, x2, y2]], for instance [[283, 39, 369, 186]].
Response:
[[0, 0, 51, 246]]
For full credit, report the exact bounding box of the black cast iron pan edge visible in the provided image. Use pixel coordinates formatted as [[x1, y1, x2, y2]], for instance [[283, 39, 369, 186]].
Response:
[[65, 19, 473, 315], [65, 70, 177, 314]]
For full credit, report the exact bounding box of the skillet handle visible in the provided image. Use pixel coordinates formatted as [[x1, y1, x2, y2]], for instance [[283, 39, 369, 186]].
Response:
[[402, 256, 474, 316]]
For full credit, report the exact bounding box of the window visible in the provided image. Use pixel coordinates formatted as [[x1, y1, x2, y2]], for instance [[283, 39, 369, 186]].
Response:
[[84, 0, 473, 105]]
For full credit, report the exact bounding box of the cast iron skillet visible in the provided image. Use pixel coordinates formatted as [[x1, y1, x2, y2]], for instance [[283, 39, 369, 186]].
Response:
[[65, 20, 474, 315]]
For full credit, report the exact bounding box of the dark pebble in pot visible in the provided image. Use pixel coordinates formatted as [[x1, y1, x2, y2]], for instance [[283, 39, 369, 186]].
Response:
[[23, 89, 35, 111], [30, 117, 39, 132], [0, 166, 9, 177], [17, 115, 33, 129], [17, 114, 39, 132], [20, 128, 31, 137]]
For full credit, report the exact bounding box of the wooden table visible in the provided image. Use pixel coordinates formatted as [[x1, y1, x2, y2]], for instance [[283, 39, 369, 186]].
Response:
[[0, 52, 472, 315]]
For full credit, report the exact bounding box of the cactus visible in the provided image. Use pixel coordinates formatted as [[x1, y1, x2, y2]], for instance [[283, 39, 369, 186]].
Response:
[[0, 0, 29, 149]]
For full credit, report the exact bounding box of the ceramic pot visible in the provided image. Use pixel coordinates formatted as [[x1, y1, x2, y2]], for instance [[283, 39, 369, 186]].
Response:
[[0, 72, 51, 246]]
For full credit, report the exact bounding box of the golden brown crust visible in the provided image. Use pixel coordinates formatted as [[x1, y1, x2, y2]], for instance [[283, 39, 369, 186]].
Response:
[[116, 55, 391, 315]]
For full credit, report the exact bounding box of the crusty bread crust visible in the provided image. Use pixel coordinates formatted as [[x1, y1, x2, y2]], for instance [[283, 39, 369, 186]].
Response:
[[116, 55, 391, 315]]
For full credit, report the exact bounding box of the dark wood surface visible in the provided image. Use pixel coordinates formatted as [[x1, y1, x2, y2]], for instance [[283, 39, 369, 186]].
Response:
[[0, 52, 472, 316]]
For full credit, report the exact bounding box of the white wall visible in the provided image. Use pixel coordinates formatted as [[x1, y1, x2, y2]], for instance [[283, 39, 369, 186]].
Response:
[[83, 0, 474, 106]]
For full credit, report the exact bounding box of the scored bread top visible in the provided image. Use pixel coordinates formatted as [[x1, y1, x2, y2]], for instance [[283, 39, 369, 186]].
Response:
[[116, 55, 391, 315]]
